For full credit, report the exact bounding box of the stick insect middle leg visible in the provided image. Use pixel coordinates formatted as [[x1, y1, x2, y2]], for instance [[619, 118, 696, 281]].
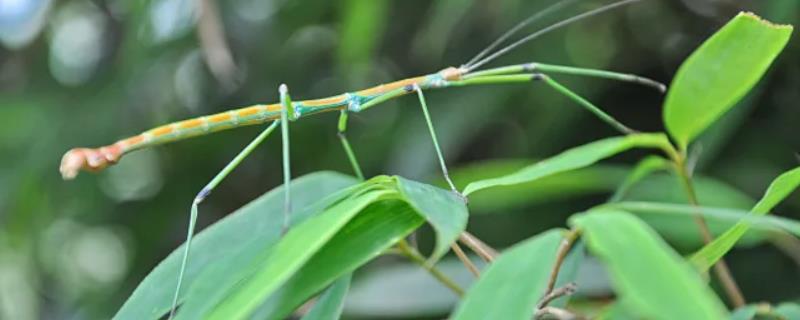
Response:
[[168, 120, 280, 319], [337, 110, 365, 181]]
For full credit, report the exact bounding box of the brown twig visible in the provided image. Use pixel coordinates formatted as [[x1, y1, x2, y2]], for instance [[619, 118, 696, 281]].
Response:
[[674, 161, 746, 308], [195, 0, 240, 91], [543, 229, 581, 295], [537, 282, 577, 309], [534, 306, 584, 320], [451, 242, 480, 277], [459, 231, 498, 262]]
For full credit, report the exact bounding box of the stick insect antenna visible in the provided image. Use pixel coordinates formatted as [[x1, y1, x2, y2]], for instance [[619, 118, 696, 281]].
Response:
[[463, 0, 580, 68], [466, 0, 644, 72]]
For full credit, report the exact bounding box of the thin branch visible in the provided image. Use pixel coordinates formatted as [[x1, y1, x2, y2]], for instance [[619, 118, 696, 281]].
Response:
[[544, 229, 581, 296], [451, 242, 480, 277], [674, 159, 746, 308], [396, 240, 464, 296], [195, 0, 240, 91], [538, 282, 577, 309], [534, 306, 584, 320], [459, 231, 499, 262]]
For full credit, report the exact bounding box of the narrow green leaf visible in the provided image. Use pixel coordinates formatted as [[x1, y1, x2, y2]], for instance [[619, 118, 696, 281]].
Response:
[[300, 274, 352, 320], [571, 210, 727, 320], [621, 173, 763, 248], [114, 172, 359, 320], [605, 202, 800, 237], [450, 160, 628, 213], [663, 12, 792, 148], [463, 133, 670, 196], [451, 229, 563, 320], [395, 176, 468, 262], [250, 200, 425, 319], [204, 187, 394, 319], [691, 167, 800, 271]]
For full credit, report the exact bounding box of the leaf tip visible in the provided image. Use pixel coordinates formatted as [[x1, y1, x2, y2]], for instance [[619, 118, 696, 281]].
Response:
[[737, 11, 794, 31]]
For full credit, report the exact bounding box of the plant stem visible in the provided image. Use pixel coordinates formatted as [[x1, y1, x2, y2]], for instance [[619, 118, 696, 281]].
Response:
[[543, 229, 581, 296], [459, 231, 499, 262], [673, 154, 746, 308], [396, 240, 465, 296], [451, 243, 480, 277]]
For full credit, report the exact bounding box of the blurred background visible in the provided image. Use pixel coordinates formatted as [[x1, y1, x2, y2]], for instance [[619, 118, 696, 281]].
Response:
[[1, 0, 798, 318]]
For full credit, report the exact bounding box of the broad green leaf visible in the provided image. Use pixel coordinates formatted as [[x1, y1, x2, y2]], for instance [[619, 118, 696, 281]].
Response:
[[571, 210, 727, 319], [249, 200, 424, 319], [202, 186, 394, 319], [463, 133, 670, 196], [663, 12, 792, 148], [114, 172, 359, 320], [451, 229, 563, 320], [450, 159, 627, 213], [729, 305, 758, 320], [396, 176, 468, 262], [691, 167, 800, 271], [300, 274, 352, 320], [171, 182, 367, 320], [605, 202, 800, 237], [775, 303, 800, 319], [168, 175, 468, 319]]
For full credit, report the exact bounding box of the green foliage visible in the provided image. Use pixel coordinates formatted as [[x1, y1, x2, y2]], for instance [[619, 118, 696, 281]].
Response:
[[571, 210, 727, 319], [691, 167, 800, 271], [463, 133, 671, 196], [299, 274, 351, 320], [14, 3, 797, 319], [663, 12, 793, 149]]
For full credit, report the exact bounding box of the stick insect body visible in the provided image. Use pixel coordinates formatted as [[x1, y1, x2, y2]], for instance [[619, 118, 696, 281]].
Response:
[[59, 0, 662, 317]]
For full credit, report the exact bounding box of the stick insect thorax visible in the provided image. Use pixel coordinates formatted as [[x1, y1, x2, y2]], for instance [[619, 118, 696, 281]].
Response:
[[59, 66, 466, 180]]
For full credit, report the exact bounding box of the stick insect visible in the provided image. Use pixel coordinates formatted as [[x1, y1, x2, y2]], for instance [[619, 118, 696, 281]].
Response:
[[59, 0, 665, 317]]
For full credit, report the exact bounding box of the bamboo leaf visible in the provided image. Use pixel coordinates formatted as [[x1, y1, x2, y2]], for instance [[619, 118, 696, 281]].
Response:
[[463, 133, 670, 196], [571, 210, 727, 319], [691, 167, 800, 271], [252, 200, 424, 319], [201, 185, 395, 319], [604, 202, 800, 237], [114, 172, 359, 320], [299, 274, 351, 320], [396, 176, 468, 262], [663, 12, 792, 149], [451, 229, 563, 320]]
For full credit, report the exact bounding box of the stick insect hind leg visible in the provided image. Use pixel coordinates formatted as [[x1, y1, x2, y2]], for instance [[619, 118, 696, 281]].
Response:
[[168, 120, 280, 319]]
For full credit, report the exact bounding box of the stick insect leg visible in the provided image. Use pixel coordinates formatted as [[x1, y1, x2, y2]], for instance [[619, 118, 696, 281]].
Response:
[[411, 84, 465, 202], [279, 84, 295, 234], [168, 120, 280, 319], [535, 73, 637, 135], [337, 110, 365, 181]]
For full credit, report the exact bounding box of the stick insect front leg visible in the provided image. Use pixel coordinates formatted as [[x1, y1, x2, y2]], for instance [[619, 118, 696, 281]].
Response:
[[411, 84, 465, 202], [169, 120, 280, 319]]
